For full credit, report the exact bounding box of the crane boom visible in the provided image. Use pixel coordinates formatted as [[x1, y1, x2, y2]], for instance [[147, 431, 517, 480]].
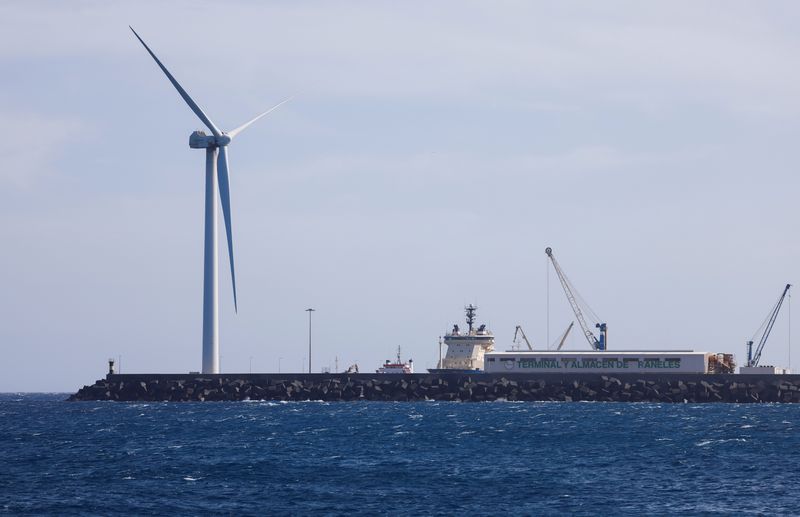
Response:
[[747, 283, 791, 367], [555, 321, 575, 351], [546, 247, 607, 351]]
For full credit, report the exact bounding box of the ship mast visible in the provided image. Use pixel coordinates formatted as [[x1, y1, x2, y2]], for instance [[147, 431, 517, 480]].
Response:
[[465, 304, 477, 332]]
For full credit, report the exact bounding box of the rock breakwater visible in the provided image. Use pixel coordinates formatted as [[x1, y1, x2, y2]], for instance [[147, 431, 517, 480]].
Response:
[[68, 373, 800, 403]]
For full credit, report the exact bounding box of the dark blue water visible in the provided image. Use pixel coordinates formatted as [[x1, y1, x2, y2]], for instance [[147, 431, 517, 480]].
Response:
[[1, 394, 798, 515]]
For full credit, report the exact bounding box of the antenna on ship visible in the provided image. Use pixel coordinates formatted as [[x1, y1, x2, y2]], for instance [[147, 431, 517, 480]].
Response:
[[465, 304, 477, 332]]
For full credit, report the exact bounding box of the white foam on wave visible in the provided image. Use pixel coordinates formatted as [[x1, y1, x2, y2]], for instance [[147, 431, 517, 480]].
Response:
[[696, 438, 747, 447]]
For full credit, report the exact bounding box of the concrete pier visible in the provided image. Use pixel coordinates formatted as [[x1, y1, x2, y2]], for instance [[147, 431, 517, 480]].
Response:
[[69, 372, 800, 403]]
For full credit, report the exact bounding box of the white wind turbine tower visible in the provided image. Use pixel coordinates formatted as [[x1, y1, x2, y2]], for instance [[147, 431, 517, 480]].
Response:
[[130, 27, 289, 374]]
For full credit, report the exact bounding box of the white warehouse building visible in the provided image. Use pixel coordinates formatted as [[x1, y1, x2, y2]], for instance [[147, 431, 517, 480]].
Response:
[[484, 350, 736, 374]]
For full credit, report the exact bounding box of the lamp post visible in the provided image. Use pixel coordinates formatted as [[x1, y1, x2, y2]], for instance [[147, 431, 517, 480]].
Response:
[[278, 356, 283, 373], [306, 308, 315, 373]]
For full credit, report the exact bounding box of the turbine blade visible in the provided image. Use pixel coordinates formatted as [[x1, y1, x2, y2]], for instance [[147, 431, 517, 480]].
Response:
[[217, 146, 238, 312], [129, 26, 221, 137], [227, 96, 293, 139]]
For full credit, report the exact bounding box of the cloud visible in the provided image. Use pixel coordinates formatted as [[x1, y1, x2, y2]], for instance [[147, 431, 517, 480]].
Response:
[[2, 2, 800, 112], [0, 111, 84, 187]]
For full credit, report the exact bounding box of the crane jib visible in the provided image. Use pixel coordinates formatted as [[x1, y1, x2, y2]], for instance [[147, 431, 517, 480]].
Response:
[[545, 247, 607, 351], [748, 283, 791, 367]]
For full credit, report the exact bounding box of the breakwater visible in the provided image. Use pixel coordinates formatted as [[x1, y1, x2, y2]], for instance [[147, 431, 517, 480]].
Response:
[[69, 372, 800, 403]]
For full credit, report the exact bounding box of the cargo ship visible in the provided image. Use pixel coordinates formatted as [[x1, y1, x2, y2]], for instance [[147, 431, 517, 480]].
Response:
[[428, 305, 495, 373]]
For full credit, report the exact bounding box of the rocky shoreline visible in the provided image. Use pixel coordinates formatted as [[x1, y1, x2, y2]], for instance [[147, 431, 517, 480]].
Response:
[[68, 373, 800, 403]]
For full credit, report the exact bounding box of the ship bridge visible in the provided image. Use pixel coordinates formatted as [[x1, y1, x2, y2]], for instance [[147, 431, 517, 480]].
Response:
[[436, 305, 495, 371]]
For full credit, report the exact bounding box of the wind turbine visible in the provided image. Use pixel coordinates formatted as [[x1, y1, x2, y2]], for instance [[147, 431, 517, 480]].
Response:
[[130, 27, 289, 374]]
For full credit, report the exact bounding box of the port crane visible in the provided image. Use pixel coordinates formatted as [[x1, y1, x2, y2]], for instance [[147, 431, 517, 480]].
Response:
[[746, 284, 791, 367], [513, 325, 533, 350], [545, 247, 607, 351]]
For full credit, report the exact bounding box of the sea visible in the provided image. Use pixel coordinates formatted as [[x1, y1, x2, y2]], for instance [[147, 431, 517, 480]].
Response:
[[1, 393, 798, 515]]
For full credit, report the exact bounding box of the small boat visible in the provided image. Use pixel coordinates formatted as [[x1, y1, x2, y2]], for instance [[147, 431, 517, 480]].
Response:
[[376, 346, 414, 374]]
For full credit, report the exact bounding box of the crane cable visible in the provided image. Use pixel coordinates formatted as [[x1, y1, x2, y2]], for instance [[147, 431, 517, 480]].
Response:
[[554, 259, 601, 325], [546, 248, 603, 350], [749, 284, 791, 366], [749, 293, 785, 343]]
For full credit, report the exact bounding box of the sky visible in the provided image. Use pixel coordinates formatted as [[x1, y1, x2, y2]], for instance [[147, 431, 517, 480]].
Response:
[[1, 1, 799, 391]]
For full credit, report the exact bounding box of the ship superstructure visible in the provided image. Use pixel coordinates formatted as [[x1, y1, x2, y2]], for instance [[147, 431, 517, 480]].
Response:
[[431, 305, 495, 372]]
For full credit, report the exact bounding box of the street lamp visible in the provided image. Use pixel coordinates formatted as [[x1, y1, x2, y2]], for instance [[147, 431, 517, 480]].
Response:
[[278, 356, 283, 373], [305, 308, 315, 374]]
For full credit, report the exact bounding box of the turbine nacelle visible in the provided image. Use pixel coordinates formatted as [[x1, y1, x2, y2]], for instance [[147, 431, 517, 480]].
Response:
[[189, 130, 214, 149], [189, 131, 231, 149]]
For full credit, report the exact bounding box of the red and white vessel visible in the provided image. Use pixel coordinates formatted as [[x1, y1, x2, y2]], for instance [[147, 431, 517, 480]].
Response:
[[376, 346, 414, 374]]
